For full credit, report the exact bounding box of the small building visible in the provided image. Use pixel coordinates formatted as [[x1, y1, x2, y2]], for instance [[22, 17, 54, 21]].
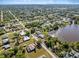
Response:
[[2, 36, 10, 49], [2, 34, 8, 39], [20, 30, 25, 36], [26, 43, 36, 53], [23, 36, 30, 41], [37, 34, 44, 39], [2, 38, 9, 45], [36, 31, 44, 39], [3, 44, 10, 49]]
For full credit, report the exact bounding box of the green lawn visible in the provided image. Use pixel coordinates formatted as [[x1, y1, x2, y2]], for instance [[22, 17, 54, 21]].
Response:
[[26, 48, 52, 58]]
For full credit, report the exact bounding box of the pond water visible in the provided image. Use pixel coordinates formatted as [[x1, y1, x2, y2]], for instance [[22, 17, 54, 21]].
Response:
[[56, 20, 79, 42]]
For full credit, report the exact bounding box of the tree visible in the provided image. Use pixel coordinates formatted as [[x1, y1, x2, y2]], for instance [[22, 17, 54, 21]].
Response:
[[37, 39, 42, 44], [53, 23, 59, 30], [62, 43, 70, 52], [75, 42, 79, 51], [3, 51, 9, 58], [48, 40, 52, 48], [0, 51, 4, 58], [36, 39, 42, 49], [45, 37, 52, 48], [31, 28, 35, 34], [25, 31, 30, 36], [13, 32, 19, 38], [13, 46, 18, 55], [22, 48, 25, 54], [16, 51, 26, 58], [13, 32, 21, 46], [42, 29, 48, 36], [0, 29, 5, 35], [76, 44, 79, 51]]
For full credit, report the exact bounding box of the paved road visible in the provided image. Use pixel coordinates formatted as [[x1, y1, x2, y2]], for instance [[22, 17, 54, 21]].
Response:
[[32, 34, 58, 58]]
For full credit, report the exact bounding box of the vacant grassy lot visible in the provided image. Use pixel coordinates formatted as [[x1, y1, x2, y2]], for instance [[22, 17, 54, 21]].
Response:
[[26, 48, 52, 58]]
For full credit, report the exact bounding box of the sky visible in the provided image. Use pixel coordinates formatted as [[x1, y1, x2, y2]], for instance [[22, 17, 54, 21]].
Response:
[[0, 0, 79, 5]]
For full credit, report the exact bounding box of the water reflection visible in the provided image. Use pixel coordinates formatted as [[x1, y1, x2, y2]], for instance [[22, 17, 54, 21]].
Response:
[[56, 20, 79, 42]]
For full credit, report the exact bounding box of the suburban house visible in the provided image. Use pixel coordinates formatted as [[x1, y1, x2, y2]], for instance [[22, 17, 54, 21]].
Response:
[[26, 43, 36, 53], [2, 37, 10, 49], [23, 36, 30, 41], [20, 30, 25, 36]]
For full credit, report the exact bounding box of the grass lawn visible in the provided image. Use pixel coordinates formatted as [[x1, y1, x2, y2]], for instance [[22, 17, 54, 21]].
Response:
[[0, 50, 5, 58], [7, 32, 17, 39], [26, 48, 52, 58]]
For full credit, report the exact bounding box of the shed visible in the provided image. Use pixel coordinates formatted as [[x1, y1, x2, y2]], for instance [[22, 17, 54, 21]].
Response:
[[23, 36, 30, 41], [3, 44, 10, 49]]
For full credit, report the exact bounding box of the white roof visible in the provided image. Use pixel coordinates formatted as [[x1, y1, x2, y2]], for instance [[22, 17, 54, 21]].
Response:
[[23, 36, 30, 41], [20, 30, 25, 35], [3, 44, 10, 49], [28, 44, 35, 50], [38, 34, 44, 38], [3, 39, 9, 43]]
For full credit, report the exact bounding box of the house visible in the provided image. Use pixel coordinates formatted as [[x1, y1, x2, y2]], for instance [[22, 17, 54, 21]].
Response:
[[3, 44, 10, 49], [20, 30, 25, 36], [26, 43, 36, 53], [2, 38, 9, 45], [23, 36, 30, 41], [36, 31, 44, 39], [37, 34, 44, 39], [2, 36, 10, 49]]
